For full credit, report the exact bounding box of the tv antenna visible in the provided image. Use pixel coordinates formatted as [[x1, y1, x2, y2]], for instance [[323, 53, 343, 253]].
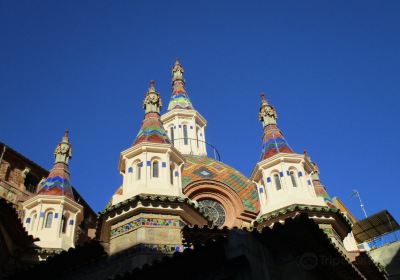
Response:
[[351, 189, 368, 218]]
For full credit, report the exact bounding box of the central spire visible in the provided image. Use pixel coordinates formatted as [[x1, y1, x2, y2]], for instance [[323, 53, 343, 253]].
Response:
[[134, 81, 170, 145], [167, 59, 194, 111], [259, 93, 294, 160]]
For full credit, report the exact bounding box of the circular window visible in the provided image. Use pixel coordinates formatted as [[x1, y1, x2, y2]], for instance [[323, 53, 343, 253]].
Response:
[[198, 200, 226, 226]]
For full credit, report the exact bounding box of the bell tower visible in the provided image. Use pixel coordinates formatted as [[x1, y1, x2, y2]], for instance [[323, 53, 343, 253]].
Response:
[[161, 59, 208, 156]]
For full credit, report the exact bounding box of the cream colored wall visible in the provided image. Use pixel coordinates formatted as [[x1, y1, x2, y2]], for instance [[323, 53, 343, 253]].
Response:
[[113, 145, 185, 205], [22, 195, 83, 251], [343, 231, 359, 251], [253, 154, 326, 216], [161, 110, 207, 156]]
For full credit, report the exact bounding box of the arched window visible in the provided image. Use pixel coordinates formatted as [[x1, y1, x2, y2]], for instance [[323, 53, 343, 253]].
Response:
[[152, 161, 159, 178], [274, 174, 282, 190], [290, 171, 298, 187], [61, 214, 69, 234], [183, 125, 188, 145], [196, 127, 199, 147], [170, 127, 174, 145], [136, 162, 142, 180], [30, 213, 37, 231], [170, 164, 174, 185], [45, 212, 53, 228]]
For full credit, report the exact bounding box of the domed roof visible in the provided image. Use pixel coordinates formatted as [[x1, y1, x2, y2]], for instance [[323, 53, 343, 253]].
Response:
[[182, 155, 260, 214]]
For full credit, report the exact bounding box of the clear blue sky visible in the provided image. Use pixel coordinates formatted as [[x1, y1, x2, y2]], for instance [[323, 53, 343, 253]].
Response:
[[1, 1, 399, 221]]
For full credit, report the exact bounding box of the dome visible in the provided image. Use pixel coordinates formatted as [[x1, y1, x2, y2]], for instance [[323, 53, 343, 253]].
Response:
[[182, 155, 260, 214]]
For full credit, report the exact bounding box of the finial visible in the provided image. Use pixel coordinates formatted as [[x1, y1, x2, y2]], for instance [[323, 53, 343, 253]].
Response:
[[304, 149, 308, 157], [258, 93, 277, 127], [64, 129, 69, 140], [172, 59, 184, 82], [149, 80, 156, 92], [143, 80, 162, 114], [54, 130, 72, 164]]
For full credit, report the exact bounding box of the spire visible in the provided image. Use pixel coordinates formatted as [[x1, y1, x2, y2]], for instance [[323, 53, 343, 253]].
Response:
[[134, 81, 171, 145], [167, 59, 194, 111], [259, 93, 294, 160], [37, 130, 75, 200]]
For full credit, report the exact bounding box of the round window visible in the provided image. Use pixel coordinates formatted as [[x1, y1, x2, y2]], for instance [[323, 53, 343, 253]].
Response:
[[198, 200, 226, 226]]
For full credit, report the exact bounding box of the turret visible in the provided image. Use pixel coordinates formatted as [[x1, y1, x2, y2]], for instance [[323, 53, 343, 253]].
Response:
[[22, 131, 83, 254], [161, 59, 207, 156], [112, 81, 186, 205], [251, 94, 325, 214]]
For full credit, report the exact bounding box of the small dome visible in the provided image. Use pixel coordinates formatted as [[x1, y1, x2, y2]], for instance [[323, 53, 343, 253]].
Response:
[[182, 155, 260, 214]]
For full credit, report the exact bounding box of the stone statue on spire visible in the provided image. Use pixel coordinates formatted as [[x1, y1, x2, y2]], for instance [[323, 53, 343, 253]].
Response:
[[172, 58, 184, 82], [143, 80, 162, 114], [258, 93, 278, 127], [54, 129, 72, 164]]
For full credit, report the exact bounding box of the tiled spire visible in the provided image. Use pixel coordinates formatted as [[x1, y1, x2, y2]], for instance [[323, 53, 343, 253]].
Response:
[[167, 59, 194, 111], [37, 130, 75, 200], [259, 93, 294, 160], [134, 81, 170, 145]]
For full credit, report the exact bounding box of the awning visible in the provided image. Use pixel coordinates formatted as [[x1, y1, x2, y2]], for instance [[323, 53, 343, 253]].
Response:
[[352, 210, 399, 243]]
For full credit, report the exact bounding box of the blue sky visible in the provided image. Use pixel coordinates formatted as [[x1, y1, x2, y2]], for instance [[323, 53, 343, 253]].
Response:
[[1, 1, 399, 221]]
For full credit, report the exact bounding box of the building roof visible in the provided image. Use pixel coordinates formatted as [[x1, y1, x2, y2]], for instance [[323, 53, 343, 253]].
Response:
[[182, 155, 260, 214], [134, 112, 171, 145], [37, 162, 74, 200], [352, 210, 400, 243]]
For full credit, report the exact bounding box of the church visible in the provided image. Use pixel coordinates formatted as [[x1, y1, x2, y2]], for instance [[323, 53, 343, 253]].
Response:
[[0, 60, 389, 279]]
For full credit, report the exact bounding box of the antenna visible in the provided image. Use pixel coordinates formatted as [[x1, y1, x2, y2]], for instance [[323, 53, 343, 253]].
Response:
[[351, 189, 368, 218]]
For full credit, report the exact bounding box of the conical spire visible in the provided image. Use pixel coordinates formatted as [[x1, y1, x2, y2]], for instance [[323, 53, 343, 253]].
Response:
[[259, 93, 294, 160], [167, 59, 194, 111], [37, 130, 75, 200], [134, 81, 170, 145]]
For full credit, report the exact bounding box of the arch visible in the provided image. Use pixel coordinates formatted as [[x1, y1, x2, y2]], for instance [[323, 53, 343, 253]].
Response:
[[182, 124, 189, 145], [61, 212, 70, 234], [170, 162, 175, 185], [30, 211, 37, 231], [135, 161, 142, 180], [289, 169, 299, 188], [44, 211, 54, 229], [273, 173, 282, 190], [184, 180, 252, 227], [152, 160, 159, 178], [169, 126, 175, 145]]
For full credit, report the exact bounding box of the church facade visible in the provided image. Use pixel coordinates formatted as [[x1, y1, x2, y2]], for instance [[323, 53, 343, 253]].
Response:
[[0, 60, 387, 279]]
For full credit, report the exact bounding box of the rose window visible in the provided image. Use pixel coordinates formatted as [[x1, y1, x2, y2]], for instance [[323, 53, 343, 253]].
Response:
[[198, 200, 226, 226]]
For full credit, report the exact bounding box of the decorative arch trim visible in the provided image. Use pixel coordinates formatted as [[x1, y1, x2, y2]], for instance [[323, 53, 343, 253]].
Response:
[[184, 179, 257, 227]]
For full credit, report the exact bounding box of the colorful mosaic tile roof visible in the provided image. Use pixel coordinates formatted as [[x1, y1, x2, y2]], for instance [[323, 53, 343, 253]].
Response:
[[37, 162, 75, 200], [260, 124, 294, 160], [134, 112, 171, 145], [167, 60, 194, 111], [182, 155, 260, 213], [37, 131, 75, 200]]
